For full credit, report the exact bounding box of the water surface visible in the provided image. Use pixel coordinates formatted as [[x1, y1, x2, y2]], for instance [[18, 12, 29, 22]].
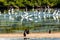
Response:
[[0, 38, 60, 40]]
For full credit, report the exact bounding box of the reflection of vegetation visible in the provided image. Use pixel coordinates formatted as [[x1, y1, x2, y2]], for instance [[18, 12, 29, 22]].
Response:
[[0, 22, 60, 33]]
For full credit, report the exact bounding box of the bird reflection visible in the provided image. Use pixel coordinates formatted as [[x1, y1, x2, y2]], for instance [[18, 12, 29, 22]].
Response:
[[24, 38, 29, 40]]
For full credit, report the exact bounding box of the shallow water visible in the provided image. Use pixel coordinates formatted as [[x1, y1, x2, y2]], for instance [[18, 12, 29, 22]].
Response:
[[0, 38, 60, 40]]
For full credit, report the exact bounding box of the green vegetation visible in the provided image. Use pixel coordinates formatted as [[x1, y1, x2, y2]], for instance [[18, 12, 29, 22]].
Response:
[[0, 0, 60, 8], [0, 0, 60, 13]]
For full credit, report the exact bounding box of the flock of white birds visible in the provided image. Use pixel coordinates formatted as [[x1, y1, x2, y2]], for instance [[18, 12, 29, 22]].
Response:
[[0, 8, 60, 23]]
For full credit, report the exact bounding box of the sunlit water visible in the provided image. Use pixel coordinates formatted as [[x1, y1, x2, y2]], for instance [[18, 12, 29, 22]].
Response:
[[0, 38, 60, 40]]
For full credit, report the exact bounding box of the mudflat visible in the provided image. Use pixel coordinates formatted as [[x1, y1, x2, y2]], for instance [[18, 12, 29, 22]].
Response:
[[0, 32, 60, 38]]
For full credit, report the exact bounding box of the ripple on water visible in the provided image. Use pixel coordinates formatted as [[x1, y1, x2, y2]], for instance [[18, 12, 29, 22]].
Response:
[[0, 38, 60, 40]]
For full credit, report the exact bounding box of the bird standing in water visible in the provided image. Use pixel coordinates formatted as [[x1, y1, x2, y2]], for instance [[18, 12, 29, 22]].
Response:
[[23, 30, 26, 37], [23, 29, 30, 37]]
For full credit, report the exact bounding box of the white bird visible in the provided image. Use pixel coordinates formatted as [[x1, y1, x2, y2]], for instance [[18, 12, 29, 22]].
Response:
[[28, 18, 33, 21], [8, 10, 11, 15], [53, 10, 57, 15], [53, 16, 56, 20], [0, 11, 1, 15], [48, 9, 51, 13], [38, 11, 42, 20], [20, 11, 29, 24], [43, 12, 46, 19], [11, 8, 14, 14]]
